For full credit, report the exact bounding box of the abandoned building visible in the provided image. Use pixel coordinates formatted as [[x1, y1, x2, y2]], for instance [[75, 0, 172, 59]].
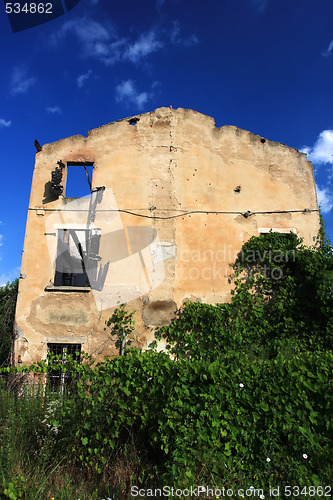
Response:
[[14, 107, 320, 366]]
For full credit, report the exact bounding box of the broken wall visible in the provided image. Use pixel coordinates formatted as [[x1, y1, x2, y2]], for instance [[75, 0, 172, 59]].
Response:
[[14, 107, 320, 364]]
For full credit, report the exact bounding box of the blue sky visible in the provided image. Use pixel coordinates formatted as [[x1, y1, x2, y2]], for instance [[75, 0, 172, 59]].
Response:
[[1, 0, 333, 285]]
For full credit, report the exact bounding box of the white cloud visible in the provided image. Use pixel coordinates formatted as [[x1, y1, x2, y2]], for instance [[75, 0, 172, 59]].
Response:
[[299, 146, 311, 156], [77, 69, 93, 88], [52, 17, 197, 66], [115, 80, 149, 109], [46, 106, 62, 114], [0, 266, 20, 287], [316, 184, 333, 213], [0, 119, 11, 128], [63, 18, 110, 45], [124, 30, 163, 63], [10, 67, 36, 95], [170, 20, 199, 46], [301, 130, 333, 165], [53, 18, 125, 65], [322, 40, 333, 57]]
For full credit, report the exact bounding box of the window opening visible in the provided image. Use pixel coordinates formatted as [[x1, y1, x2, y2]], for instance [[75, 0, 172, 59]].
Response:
[[54, 229, 90, 287], [53, 227, 108, 290], [47, 343, 81, 391], [65, 162, 93, 198]]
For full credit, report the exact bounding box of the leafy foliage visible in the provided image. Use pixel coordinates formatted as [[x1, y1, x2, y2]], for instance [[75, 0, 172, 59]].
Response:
[[0, 279, 18, 366], [105, 303, 135, 355], [3, 348, 331, 494], [64, 349, 332, 488], [1, 220, 332, 496], [233, 225, 333, 352]]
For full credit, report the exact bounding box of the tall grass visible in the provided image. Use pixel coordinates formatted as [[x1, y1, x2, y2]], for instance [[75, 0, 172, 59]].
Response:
[[0, 374, 123, 500]]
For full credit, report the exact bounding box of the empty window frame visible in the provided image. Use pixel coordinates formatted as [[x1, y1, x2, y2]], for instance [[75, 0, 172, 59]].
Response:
[[54, 229, 90, 287], [54, 228, 102, 288], [65, 162, 93, 198], [47, 343, 81, 390]]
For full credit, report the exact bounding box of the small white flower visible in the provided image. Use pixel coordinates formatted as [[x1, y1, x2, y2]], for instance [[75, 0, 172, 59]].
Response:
[[260, 495, 265, 499], [249, 486, 254, 490], [239, 383, 244, 388], [303, 453, 308, 459], [266, 457, 271, 462]]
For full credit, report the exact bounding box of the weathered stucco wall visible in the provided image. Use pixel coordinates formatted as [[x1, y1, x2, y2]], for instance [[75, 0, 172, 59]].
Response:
[[14, 107, 320, 364]]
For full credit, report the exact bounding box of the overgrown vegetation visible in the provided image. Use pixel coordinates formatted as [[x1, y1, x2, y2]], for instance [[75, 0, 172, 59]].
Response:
[[0, 220, 332, 498], [0, 279, 18, 366]]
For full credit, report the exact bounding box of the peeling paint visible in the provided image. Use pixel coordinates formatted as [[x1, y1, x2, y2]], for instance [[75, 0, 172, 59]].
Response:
[[150, 241, 177, 264]]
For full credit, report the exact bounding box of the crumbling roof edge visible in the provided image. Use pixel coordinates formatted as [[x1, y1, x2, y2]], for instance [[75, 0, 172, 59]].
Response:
[[39, 107, 310, 161], [86, 107, 309, 158]]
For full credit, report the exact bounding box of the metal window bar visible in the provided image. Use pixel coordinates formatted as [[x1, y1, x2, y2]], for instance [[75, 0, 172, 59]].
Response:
[[47, 343, 81, 392]]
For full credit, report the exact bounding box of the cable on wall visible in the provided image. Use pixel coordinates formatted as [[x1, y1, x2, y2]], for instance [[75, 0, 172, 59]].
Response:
[[29, 207, 319, 219]]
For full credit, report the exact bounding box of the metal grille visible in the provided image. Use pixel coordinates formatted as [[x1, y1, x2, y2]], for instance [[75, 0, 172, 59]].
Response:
[[47, 343, 81, 391]]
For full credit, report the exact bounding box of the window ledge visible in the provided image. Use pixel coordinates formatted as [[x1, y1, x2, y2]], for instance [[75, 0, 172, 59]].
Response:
[[257, 227, 297, 234], [45, 286, 91, 292]]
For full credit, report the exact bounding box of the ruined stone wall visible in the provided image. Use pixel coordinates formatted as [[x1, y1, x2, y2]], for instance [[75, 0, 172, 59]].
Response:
[[14, 107, 319, 364]]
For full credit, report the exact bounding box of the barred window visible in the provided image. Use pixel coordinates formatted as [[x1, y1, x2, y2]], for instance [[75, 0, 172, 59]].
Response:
[[47, 343, 81, 391]]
